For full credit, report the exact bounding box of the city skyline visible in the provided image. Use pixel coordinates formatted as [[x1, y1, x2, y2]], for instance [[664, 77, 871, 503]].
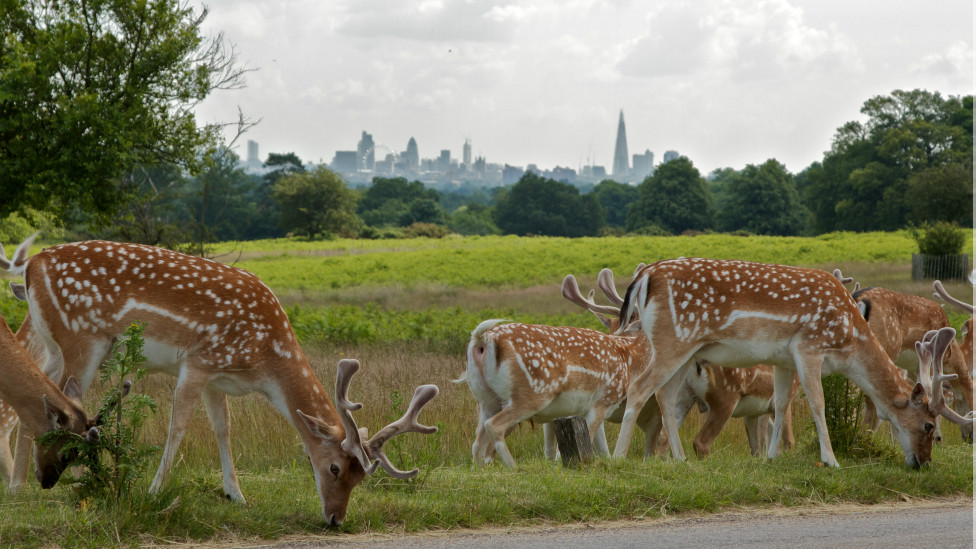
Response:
[[196, 1, 972, 176]]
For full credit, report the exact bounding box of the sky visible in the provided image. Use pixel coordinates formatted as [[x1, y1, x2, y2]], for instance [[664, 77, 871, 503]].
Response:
[[195, 0, 974, 176]]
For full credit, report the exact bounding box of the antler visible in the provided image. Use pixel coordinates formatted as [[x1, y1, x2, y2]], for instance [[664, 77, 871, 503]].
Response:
[[364, 384, 439, 479], [831, 268, 860, 293], [598, 268, 626, 306], [916, 328, 972, 425], [334, 359, 378, 474], [933, 280, 974, 315], [561, 274, 620, 330]]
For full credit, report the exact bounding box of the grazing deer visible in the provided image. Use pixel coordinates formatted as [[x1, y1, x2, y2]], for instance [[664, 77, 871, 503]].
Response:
[[0, 315, 98, 488], [568, 268, 799, 458], [1, 236, 438, 526], [933, 279, 973, 379], [613, 258, 972, 468], [841, 280, 974, 443], [458, 282, 679, 466]]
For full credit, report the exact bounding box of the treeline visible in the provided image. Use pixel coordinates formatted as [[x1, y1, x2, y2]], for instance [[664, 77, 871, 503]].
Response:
[[1, 89, 971, 248]]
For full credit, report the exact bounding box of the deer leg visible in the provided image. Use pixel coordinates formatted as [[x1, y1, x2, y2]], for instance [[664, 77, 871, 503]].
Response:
[[693, 397, 735, 458], [591, 422, 610, 457], [743, 415, 762, 457], [480, 407, 533, 468], [542, 423, 558, 460], [0, 420, 13, 485], [637, 397, 664, 458], [657, 365, 692, 461], [150, 369, 208, 494], [792, 352, 838, 467], [202, 386, 244, 503], [767, 366, 796, 460], [9, 422, 32, 490], [781, 402, 795, 450]]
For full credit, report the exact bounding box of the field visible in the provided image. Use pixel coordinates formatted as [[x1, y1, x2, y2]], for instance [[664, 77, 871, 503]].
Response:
[[0, 231, 973, 548]]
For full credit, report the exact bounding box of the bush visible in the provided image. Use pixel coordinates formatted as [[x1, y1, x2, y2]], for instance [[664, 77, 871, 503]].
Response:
[[815, 373, 887, 459], [404, 222, 451, 239], [43, 323, 159, 506], [911, 222, 966, 255]]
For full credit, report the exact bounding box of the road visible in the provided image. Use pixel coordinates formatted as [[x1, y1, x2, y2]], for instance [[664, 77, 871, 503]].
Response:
[[253, 500, 974, 549]]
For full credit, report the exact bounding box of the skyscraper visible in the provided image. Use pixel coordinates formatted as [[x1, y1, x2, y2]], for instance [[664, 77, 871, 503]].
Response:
[[612, 110, 629, 179], [463, 138, 472, 168], [357, 131, 375, 171], [404, 137, 419, 170]]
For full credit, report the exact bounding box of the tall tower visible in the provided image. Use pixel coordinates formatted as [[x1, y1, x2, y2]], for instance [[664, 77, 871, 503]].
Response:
[[463, 138, 472, 168], [612, 110, 629, 179]]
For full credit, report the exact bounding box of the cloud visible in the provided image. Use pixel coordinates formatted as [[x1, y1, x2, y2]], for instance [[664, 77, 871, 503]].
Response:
[[618, 0, 861, 82], [335, 0, 515, 43], [911, 40, 973, 80]]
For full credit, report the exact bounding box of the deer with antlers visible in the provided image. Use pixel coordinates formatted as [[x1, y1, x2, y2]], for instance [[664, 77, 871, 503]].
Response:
[[1, 235, 438, 526], [457, 274, 683, 466], [834, 276, 974, 443], [566, 268, 799, 458], [612, 258, 972, 468], [0, 314, 100, 488], [933, 279, 973, 379]]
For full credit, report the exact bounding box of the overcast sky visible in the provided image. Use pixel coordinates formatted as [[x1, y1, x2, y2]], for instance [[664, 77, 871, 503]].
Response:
[[195, 0, 973, 176]]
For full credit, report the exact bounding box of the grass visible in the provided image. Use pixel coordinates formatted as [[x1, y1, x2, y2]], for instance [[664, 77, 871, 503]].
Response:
[[0, 232, 973, 547]]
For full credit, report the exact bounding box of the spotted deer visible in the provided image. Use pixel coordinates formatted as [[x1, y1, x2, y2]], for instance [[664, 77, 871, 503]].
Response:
[[0, 315, 99, 488], [933, 279, 973, 379], [571, 268, 799, 458], [457, 280, 678, 466], [841, 280, 974, 443], [613, 258, 972, 468], [1, 236, 438, 526]]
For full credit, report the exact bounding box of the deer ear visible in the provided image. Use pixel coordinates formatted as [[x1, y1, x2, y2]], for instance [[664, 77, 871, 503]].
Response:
[[43, 395, 70, 430], [892, 395, 908, 409], [8, 281, 27, 301], [62, 376, 83, 404], [297, 410, 341, 442], [910, 383, 927, 407]]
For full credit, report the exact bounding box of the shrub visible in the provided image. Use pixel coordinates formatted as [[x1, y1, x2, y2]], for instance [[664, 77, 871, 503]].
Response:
[[404, 222, 452, 239], [911, 222, 966, 255], [43, 323, 159, 506]]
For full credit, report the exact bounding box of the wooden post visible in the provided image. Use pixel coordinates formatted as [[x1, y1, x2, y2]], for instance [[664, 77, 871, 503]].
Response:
[[552, 416, 594, 467]]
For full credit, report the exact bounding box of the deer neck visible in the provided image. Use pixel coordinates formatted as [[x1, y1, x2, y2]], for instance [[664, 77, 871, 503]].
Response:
[[262, 357, 342, 443], [842, 330, 915, 414], [0, 322, 80, 437]]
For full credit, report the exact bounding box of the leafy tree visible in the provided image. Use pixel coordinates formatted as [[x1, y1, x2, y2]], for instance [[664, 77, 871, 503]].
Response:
[[447, 204, 499, 236], [801, 89, 972, 233], [626, 156, 714, 234], [591, 179, 638, 228], [357, 177, 441, 228], [717, 160, 808, 235], [904, 162, 973, 227], [181, 150, 268, 244], [0, 0, 249, 226], [493, 172, 604, 237], [273, 166, 360, 239], [106, 163, 192, 248]]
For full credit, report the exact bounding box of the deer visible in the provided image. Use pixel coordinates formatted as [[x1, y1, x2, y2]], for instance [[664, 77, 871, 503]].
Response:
[[567, 268, 799, 458], [0, 314, 99, 488], [611, 258, 973, 468], [834, 275, 974, 443], [457, 275, 682, 467], [1, 235, 438, 526], [933, 279, 973, 379]]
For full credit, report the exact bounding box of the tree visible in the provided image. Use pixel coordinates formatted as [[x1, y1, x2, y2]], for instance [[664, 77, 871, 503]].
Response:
[[493, 172, 604, 237], [1, 0, 249, 226], [905, 162, 974, 227], [273, 166, 360, 239], [357, 177, 441, 228], [591, 179, 638, 228], [717, 160, 807, 235], [800, 89, 972, 233], [627, 156, 714, 234]]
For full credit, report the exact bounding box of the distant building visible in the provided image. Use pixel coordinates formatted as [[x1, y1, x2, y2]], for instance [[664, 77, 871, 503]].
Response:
[[546, 166, 576, 183], [632, 149, 655, 180], [332, 151, 358, 174], [242, 140, 264, 173], [437, 149, 451, 172], [612, 110, 629, 179], [404, 137, 419, 170], [502, 164, 524, 185], [463, 139, 472, 168], [357, 131, 375, 171], [662, 150, 680, 163]]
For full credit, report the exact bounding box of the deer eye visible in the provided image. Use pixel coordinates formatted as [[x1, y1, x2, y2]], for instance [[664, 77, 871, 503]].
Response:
[[330, 464, 340, 477], [924, 423, 935, 434]]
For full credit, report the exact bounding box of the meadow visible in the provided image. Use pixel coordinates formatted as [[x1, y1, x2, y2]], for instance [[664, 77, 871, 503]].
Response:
[[0, 231, 972, 548]]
